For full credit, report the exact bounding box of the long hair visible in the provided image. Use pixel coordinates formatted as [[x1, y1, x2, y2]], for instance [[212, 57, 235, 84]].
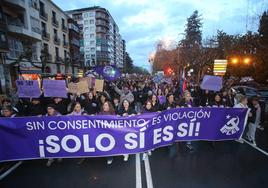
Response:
[[100, 101, 115, 114]]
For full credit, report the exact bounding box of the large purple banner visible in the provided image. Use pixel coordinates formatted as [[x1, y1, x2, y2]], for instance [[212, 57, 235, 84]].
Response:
[[0, 108, 248, 162]]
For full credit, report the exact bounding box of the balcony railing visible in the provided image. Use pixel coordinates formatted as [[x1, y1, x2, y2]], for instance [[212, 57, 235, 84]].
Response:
[[52, 18, 59, 28], [62, 25, 67, 32], [42, 31, 50, 41], [55, 55, 61, 62], [63, 41, 68, 48], [39, 10, 48, 21], [53, 36, 60, 45]]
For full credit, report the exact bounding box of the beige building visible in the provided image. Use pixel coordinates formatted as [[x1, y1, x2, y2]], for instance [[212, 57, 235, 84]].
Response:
[[39, 0, 71, 74]]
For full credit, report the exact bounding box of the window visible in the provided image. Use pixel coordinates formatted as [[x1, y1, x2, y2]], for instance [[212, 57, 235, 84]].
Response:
[[90, 47, 95, 52], [43, 43, 49, 53], [8, 38, 23, 58], [54, 29, 57, 38], [89, 12, 94, 17], [62, 18, 65, 27], [83, 13, 88, 18], [90, 20, 94, 24], [90, 26, 94, 31], [84, 20, 89, 25], [84, 27, 89, 32], [39, 1, 45, 13], [32, 43, 38, 60], [63, 34, 66, 43], [85, 55, 90, 59], [52, 11, 56, 21], [41, 22, 46, 33], [64, 50, 67, 59], [90, 41, 94, 45], [55, 47, 59, 58], [90, 34, 94, 38], [30, 16, 41, 34]]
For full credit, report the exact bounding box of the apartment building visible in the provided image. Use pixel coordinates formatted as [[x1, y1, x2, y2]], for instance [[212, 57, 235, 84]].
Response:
[[39, 0, 70, 74], [66, 6, 124, 69], [1, 0, 42, 89], [68, 18, 82, 73]]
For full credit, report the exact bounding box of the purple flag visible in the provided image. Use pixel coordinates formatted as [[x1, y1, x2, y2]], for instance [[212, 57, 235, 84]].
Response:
[[43, 79, 67, 98], [93, 65, 121, 81], [16, 80, 41, 98], [0, 108, 248, 162], [200, 75, 223, 91]]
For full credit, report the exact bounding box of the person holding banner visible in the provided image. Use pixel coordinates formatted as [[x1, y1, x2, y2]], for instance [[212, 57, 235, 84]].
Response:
[[118, 99, 137, 161], [99, 101, 116, 165], [45, 104, 62, 167], [179, 91, 195, 152], [1, 105, 17, 118]]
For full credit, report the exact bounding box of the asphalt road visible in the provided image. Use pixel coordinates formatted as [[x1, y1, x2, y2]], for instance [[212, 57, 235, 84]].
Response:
[[1, 126, 268, 188]]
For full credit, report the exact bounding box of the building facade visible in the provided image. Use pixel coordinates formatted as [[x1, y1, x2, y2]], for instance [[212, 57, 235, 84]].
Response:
[[68, 18, 82, 72], [39, 0, 71, 74], [66, 6, 124, 69]]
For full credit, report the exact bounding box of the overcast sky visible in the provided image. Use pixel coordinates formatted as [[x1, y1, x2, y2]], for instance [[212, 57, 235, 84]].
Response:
[[54, 0, 268, 71]]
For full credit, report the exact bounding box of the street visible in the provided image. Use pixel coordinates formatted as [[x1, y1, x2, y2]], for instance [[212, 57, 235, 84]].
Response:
[[1, 127, 268, 188]]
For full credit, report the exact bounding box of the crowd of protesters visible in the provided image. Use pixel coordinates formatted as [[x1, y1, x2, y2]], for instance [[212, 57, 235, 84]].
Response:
[[0, 75, 265, 166]]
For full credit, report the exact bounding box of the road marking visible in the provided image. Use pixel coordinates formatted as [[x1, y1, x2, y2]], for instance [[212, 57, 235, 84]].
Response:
[[242, 139, 268, 156], [144, 155, 154, 188], [136, 154, 142, 188], [0, 161, 23, 181]]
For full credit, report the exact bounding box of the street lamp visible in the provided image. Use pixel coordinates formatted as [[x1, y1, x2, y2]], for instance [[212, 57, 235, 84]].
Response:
[[243, 57, 251, 65], [231, 58, 238, 65]]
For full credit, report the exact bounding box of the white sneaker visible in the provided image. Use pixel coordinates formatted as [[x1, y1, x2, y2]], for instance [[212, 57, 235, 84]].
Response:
[[142, 153, 148, 160], [107, 158, 113, 165], [235, 139, 244, 144], [252, 140, 257, 146], [123, 154, 129, 161], [148, 151, 152, 156]]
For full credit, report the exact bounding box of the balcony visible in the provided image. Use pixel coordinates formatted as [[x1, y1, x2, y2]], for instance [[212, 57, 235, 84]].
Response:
[[42, 31, 50, 41], [62, 25, 67, 33], [95, 13, 109, 21], [3, 0, 25, 10], [63, 41, 68, 48], [53, 36, 60, 45], [52, 18, 59, 28], [96, 20, 109, 29], [39, 10, 48, 21], [55, 55, 61, 62]]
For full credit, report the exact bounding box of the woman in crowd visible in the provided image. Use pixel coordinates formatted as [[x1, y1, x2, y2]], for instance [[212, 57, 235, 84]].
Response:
[[1, 105, 17, 118], [163, 93, 176, 110], [151, 94, 162, 112], [27, 98, 45, 116], [45, 104, 62, 167], [118, 99, 137, 161], [99, 101, 116, 164], [69, 102, 87, 116], [81, 91, 99, 115], [157, 88, 166, 105], [210, 93, 225, 108], [97, 93, 109, 112]]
